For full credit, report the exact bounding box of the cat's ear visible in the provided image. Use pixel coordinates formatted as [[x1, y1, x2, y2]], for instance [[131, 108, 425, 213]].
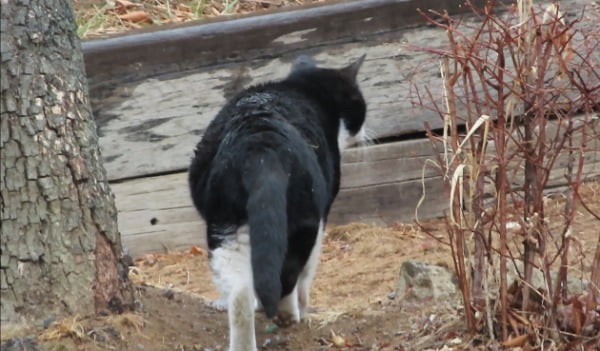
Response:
[[291, 55, 317, 74], [340, 54, 366, 81]]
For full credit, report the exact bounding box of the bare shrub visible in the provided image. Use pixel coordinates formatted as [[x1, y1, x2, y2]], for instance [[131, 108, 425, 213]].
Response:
[[412, 0, 599, 347]]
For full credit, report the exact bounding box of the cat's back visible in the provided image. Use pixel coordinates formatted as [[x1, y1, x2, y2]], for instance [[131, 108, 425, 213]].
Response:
[[206, 83, 326, 152], [189, 82, 325, 207], [227, 83, 321, 123]]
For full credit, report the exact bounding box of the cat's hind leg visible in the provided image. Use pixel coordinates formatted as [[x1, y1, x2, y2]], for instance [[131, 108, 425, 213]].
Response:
[[297, 220, 325, 317], [274, 285, 300, 327], [228, 284, 256, 351], [209, 229, 257, 351]]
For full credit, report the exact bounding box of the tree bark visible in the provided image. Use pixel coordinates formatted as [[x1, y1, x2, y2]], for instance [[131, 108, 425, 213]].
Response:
[[0, 0, 132, 324]]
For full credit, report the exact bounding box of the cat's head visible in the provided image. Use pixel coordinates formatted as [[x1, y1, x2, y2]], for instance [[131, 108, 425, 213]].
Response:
[[290, 55, 367, 150]]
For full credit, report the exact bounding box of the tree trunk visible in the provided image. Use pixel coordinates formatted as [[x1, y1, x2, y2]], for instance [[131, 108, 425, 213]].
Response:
[[0, 0, 132, 324]]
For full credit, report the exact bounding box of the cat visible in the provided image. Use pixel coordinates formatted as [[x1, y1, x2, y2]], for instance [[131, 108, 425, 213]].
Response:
[[188, 54, 367, 351]]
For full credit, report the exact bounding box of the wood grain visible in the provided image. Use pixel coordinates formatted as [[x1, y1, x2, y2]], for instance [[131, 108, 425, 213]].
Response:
[[115, 133, 599, 256], [88, 0, 599, 256], [86, 0, 497, 181], [88, 0, 597, 181], [83, 0, 486, 84], [92, 36, 449, 180], [114, 139, 445, 256]]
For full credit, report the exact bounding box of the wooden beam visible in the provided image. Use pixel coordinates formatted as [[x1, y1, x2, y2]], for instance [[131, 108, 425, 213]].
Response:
[[86, 0, 497, 181], [114, 133, 599, 257], [91, 33, 450, 180], [114, 139, 445, 256], [83, 0, 486, 85], [88, 0, 595, 181]]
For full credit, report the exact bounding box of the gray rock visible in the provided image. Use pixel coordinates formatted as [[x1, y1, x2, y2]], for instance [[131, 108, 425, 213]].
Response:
[[395, 259, 589, 303], [396, 260, 458, 301]]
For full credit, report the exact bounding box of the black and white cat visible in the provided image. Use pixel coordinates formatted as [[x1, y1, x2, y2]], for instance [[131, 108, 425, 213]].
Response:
[[188, 55, 367, 351]]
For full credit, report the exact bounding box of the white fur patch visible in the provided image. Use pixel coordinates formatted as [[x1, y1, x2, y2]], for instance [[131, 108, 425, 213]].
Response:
[[210, 226, 252, 299], [337, 123, 350, 150], [297, 220, 324, 317], [339, 123, 369, 150], [209, 226, 258, 351], [356, 126, 367, 144], [278, 284, 300, 322]]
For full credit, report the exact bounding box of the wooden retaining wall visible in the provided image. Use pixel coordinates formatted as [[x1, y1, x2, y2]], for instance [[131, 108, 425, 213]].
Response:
[[85, 0, 600, 256]]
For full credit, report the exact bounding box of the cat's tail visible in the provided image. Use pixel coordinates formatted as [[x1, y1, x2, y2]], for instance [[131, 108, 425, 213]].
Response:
[[243, 153, 288, 319]]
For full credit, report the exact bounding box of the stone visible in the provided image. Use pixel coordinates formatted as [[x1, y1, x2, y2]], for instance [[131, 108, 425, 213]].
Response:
[[396, 260, 458, 301]]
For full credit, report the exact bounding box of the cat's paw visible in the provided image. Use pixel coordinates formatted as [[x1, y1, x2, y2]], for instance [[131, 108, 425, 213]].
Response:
[[272, 311, 297, 328], [278, 290, 300, 322]]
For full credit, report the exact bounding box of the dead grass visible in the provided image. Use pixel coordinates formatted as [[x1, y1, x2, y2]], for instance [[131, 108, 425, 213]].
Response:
[[31, 312, 146, 346], [73, 0, 325, 38], [38, 315, 86, 341], [106, 312, 146, 333]]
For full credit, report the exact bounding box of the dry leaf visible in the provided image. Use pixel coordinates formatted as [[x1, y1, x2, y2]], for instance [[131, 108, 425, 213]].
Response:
[[502, 334, 528, 348], [189, 245, 204, 255], [507, 313, 520, 336], [119, 10, 152, 23], [330, 330, 347, 348]]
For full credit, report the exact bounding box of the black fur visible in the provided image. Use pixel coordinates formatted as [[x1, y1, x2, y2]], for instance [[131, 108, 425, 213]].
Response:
[[188, 55, 366, 318]]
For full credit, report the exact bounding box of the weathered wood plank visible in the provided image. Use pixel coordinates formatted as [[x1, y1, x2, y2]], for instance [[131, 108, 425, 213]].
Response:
[[92, 0, 599, 255], [89, 0, 597, 181], [330, 176, 446, 225], [84, 0, 486, 84], [93, 34, 448, 180], [113, 139, 445, 256], [120, 207, 206, 257], [111, 172, 204, 255], [115, 175, 446, 257], [114, 133, 600, 257], [341, 139, 440, 188], [86, 0, 499, 181]]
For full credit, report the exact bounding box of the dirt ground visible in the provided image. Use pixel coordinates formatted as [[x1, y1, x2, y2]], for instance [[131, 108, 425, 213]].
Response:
[[2, 182, 598, 351]]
